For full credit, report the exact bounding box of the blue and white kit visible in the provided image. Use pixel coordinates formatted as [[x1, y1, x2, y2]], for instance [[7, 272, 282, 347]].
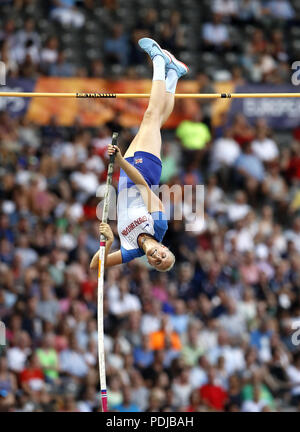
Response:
[[117, 151, 168, 263]]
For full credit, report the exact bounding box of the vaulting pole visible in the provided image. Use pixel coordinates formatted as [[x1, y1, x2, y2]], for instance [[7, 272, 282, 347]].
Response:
[[97, 132, 118, 412]]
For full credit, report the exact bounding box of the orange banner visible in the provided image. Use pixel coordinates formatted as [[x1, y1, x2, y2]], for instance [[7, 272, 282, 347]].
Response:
[[26, 78, 204, 128]]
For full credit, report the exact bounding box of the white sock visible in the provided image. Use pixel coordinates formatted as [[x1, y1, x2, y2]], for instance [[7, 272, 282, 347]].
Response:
[[152, 55, 165, 81], [166, 69, 178, 94]]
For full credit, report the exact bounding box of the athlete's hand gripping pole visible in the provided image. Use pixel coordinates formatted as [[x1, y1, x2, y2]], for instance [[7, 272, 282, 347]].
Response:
[[98, 132, 118, 412]]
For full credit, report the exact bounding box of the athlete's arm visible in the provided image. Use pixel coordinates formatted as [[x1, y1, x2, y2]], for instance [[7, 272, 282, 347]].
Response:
[[90, 223, 123, 269], [108, 144, 164, 213], [90, 249, 122, 269]]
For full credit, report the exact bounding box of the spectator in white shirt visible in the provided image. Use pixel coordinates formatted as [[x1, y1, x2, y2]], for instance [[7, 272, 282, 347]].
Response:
[[263, 163, 288, 204], [15, 235, 38, 269], [267, 0, 295, 20], [107, 340, 125, 371], [12, 39, 40, 65], [40, 36, 59, 70], [225, 219, 255, 253], [77, 386, 98, 412], [37, 282, 60, 325], [242, 385, 268, 412], [189, 355, 209, 389], [7, 331, 31, 373], [59, 334, 88, 378], [227, 190, 251, 223], [211, 129, 241, 172], [238, 286, 257, 324], [13, 17, 40, 64], [15, 18, 41, 49], [212, 0, 238, 18], [71, 163, 99, 196], [51, 0, 85, 29], [207, 330, 245, 375], [202, 13, 230, 51], [251, 125, 279, 163], [85, 146, 105, 175], [239, 0, 263, 21], [172, 368, 193, 407], [109, 276, 141, 318], [218, 298, 247, 338], [140, 299, 162, 335]]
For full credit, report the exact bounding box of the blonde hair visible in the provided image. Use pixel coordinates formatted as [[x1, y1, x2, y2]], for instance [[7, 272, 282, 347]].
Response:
[[156, 250, 176, 272]]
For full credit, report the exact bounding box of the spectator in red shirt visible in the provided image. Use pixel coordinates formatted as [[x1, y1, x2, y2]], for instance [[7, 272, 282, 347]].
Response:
[[232, 114, 255, 148], [199, 366, 228, 411], [20, 353, 45, 393]]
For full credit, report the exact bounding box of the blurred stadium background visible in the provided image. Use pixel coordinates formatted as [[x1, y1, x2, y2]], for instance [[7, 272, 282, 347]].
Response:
[[0, 0, 300, 413]]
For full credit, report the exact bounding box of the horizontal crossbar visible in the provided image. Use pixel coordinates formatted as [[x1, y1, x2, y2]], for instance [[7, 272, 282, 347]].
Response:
[[0, 92, 300, 98]]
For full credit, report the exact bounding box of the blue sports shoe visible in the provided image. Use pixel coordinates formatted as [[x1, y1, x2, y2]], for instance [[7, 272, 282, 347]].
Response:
[[163, 49, 189, 78], [138, 38, 171, 67]]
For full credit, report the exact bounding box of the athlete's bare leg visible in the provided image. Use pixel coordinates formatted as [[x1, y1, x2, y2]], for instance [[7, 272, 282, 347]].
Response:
[[124, 78, 167, 160], [124, 39, 187, 160], [161, 92, 175, 127]]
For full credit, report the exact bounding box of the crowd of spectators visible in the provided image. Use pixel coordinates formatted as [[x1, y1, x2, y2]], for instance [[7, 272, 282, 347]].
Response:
[[0, 102, 299, 412], [0, 0, 300, 414], [0, 0, 300, 81]]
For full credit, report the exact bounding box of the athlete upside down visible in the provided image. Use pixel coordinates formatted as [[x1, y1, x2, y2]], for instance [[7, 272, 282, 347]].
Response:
[[90, 37, 189, 272]]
